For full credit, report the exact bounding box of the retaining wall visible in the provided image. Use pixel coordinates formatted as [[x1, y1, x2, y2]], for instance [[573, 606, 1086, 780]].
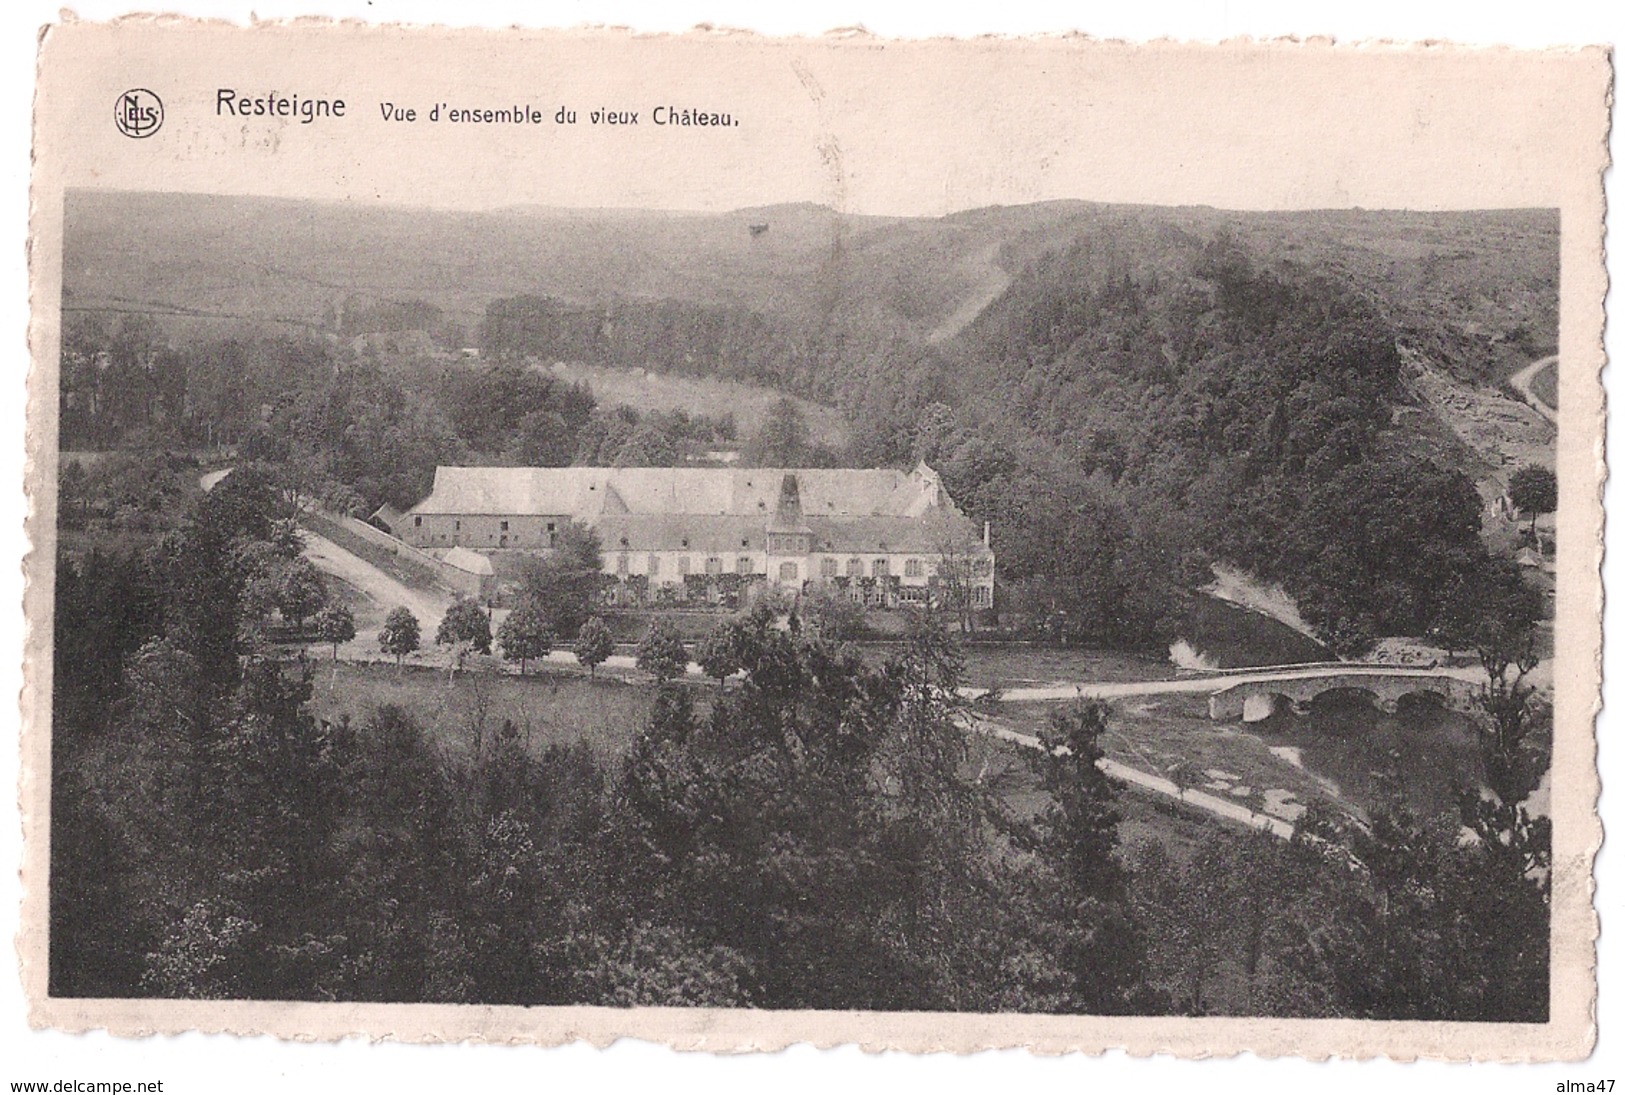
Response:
[[305, 509, 487, 598]]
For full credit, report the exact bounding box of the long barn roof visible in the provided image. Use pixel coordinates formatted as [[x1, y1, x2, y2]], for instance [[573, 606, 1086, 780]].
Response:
[[407, 464, 967, 522]]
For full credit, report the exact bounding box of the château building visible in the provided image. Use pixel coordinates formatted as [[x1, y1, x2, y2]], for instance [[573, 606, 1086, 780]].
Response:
[[398, 463, 994, 608]]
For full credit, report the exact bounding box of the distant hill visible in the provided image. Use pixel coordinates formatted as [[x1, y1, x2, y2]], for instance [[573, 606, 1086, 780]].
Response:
[[64, 191, 1556, 388], [63, 191, 981, 345]]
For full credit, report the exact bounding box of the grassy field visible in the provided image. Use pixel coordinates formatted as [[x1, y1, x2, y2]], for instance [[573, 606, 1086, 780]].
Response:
[[945, 644, 1172, 691], [683, 599, 1321, 679], [307, 661, 655, 762], [1409, 361, 1555, 477], [543, 362, 850, 450], [603, 609, 736, 643], [963, 716, 1283, 864]]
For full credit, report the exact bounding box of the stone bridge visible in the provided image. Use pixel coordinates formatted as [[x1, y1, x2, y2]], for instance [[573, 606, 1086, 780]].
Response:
[[1207, 668, 1480, 722]]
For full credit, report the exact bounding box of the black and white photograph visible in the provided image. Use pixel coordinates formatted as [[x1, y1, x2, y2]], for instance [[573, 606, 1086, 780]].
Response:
[[48, 190, 1563, 1020], [13, 14, 1613, 1078]]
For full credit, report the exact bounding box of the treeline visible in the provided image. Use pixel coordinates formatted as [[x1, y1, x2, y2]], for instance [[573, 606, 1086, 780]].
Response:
[[60, 316, 739, 512], [482, 296, 797, 382]]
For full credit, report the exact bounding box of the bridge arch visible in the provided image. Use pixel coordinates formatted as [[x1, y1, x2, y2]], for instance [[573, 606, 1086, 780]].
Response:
[[1307, 685, 1381, 709], [1393, 688, 1453, 715], [1239, 692, 1297, 722]]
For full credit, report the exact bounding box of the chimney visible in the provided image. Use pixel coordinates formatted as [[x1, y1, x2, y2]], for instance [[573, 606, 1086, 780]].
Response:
[[983, 521, 991, 548]]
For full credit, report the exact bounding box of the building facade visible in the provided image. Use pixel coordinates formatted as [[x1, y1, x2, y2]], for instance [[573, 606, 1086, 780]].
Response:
[[399, 463, 994, 608]]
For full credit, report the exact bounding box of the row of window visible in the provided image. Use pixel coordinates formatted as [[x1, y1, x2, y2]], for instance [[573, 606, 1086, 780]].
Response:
[[414, 517, 558, 533], [408, 519, 991, 580], [810, 556, 991, 579], [410, 517, 559, 549], [610, 552, 995, 590], [840, 583, 992, 607], [617, 554, 761, 576], [612, 555, 913, 579], [608, 555, 945, 578]]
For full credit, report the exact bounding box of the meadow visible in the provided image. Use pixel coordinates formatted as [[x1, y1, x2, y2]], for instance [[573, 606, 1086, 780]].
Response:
[[543, 361, 850, 451], [306, 661, 655, 762]]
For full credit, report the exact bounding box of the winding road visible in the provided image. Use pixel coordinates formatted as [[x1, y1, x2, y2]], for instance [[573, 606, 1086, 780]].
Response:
[[1509, 354, 1558, 424], [966, 662, 1485, 705]]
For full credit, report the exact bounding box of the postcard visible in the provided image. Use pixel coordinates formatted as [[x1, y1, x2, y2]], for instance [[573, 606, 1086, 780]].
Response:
[[21, 21, 1611, 1059]]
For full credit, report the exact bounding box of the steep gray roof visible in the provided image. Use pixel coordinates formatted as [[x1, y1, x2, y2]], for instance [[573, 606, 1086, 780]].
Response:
[[407, 463, 968, 521]]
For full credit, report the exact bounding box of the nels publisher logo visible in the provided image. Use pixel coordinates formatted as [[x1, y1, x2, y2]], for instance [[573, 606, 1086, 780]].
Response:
[[114, 88, 163, 138]]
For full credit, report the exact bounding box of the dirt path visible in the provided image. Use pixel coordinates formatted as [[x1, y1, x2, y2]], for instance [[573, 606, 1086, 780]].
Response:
[[1509, 354, 1558, 424], [975, 717, 1297, 839], [925, 243, 1011, 344], [302, 528, 452, 633], [304, 539, 710, 677]]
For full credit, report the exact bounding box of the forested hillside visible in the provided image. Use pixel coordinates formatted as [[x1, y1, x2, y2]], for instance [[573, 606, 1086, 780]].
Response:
[[65, 192, 1553, 386], [61, 192, 1555, 653], [911, 223, 1545, 653]]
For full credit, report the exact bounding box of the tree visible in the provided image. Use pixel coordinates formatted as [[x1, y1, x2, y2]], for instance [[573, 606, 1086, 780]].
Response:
[[1434, 555, 1541, 663], [1508, 465, 1557, 535], [313, 604, 356, 661], [379, 606, 421, 669], [519, 521, 604, 640], [745, 397, 810, 466], [910, 401, 961, 466], [437, 595, 493, 654], [801, 585, 865, 642], [274, 556, 327, 632], [695, 618, 748, 688], [1026, 700, 1145, 1013], [437, 595, 494, 681], [497, 599, 553, 676], [573, 616, 614, 679], [1456, 640, 1552, 1021], [932, 534, 988, 635], [635, 620, 688, 682]]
